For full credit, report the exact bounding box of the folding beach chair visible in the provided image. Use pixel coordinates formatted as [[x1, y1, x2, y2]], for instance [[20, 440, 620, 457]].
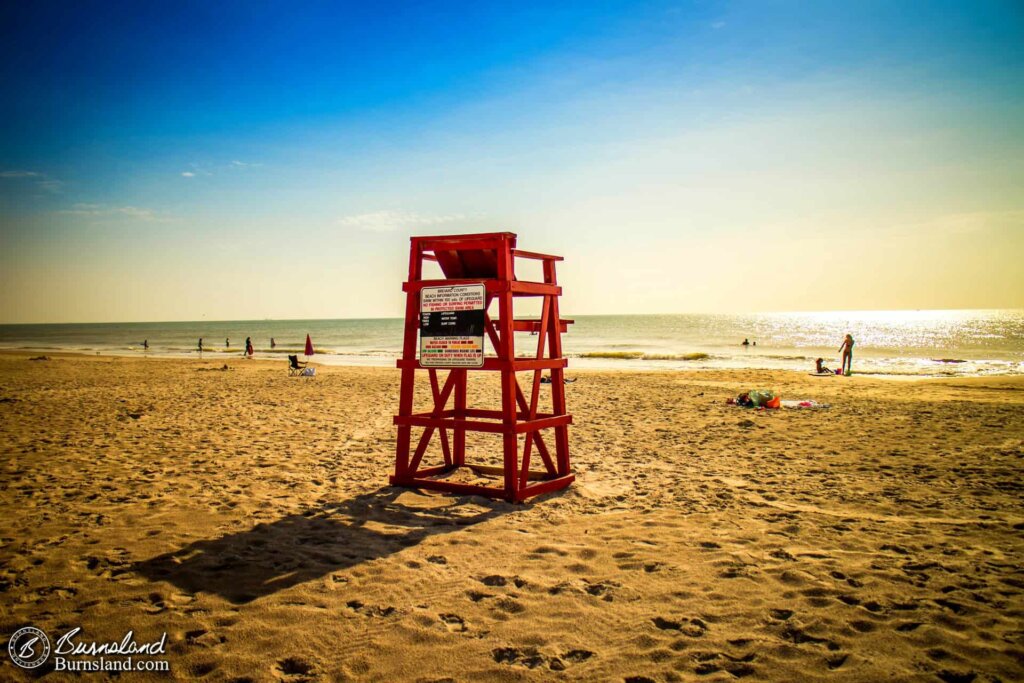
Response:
[[287, 355, 307, 376]]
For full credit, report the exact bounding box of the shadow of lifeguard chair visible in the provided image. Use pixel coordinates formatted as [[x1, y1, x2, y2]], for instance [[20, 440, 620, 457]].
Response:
[[392, 232, 574, 502]]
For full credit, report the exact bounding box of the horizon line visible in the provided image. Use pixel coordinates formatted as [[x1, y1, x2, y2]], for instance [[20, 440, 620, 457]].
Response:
[[1, 307, 1021, 326]]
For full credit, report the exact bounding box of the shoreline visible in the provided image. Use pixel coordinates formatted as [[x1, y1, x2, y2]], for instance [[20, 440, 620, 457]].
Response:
[[2, 346, 1020, 381]]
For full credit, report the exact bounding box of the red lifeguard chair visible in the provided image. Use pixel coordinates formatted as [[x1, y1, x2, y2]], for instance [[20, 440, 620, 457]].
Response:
[[391, 232, 574, 502]]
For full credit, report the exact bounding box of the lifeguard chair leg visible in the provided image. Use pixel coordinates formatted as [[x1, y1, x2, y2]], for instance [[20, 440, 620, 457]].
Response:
[[454, 369, 467, 466], [393, 243, 424, 484], [497, 245, 520, 500], [394, 296, 421, 481], [544, 259, 571, 476], [501, 371, 519, 500]]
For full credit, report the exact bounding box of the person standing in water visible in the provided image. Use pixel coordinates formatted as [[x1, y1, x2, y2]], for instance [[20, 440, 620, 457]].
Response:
[[839, 334, 855, 376], [741, 338, 750, 346], [198, 338, 204, 355], [245, 336, 253, 358], [225, 337, 230, 349], [270, 337, 276, 349], [143, 339, 149, 351]]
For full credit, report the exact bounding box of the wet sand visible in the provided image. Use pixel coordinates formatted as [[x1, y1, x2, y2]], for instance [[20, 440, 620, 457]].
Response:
[[1, 352, 1022, 681]]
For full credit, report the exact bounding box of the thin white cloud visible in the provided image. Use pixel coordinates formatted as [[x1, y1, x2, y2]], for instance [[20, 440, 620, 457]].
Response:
[[0, 170, 62, 193], [337, 210, 468, 233], [36, 179, 63, 192], [57, 203, 168, 222], [184, 163, 213, 177], [179, 160, 261, 178], [711, 21, 727, 29]]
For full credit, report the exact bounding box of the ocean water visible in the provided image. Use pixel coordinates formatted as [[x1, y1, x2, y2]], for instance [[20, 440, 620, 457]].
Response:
[[0, 309, 1021, 377]]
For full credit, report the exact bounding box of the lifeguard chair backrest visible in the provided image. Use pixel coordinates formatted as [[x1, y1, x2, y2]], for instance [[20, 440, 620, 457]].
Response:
[[424, 233, 518, 280]]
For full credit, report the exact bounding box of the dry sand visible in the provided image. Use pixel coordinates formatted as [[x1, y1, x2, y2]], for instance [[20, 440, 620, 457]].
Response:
[[1, 352, 1022, 682]]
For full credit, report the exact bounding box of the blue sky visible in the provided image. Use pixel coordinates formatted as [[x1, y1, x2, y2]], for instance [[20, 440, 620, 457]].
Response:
[[1, 1, 1022, 322]]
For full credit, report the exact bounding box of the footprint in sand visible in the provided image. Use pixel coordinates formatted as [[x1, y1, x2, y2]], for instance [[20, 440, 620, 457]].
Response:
[[724, 663, 757, 678], [186, 629, 226, 648], [688, 651, 757, 677], [492, 598, 525, 614], [826, 653, 849, 670], [275, 657, 315, 678], [346, 600, 397, 617], [480, 575, 507, 586], [934, 598, 968, 615], [718, 562, 749, 579], [861, 600, 884, 613], [136, 591, 166, 614], [652, 616, 707, 637], [479, 574, 527, 588], [492, 647, 594, 671], [584, 579, 620, 598], [492, 647, 546, 669], [439, 613, 467, 632], [849, 619, 876, 633], [33, 585, 77, 601], [188, 661, 218, 677], [895, 621, 922, 632], [563, 649, 595, 663], [769, 548, 796, 561], [779, 624, 840, 650]]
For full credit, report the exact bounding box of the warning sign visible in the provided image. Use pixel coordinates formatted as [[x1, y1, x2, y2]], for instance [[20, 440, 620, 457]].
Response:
[[419, 284, 486, 367]]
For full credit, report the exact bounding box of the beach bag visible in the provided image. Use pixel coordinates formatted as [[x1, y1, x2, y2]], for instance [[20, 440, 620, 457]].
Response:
[[301, 367, 316, 377]]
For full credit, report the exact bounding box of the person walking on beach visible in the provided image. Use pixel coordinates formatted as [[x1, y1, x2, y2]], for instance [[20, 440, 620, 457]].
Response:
[[143, 339, 149, 351], [839, 333, 855, 376], [198, 337, 204, 354], [245, 336, 253, 358]]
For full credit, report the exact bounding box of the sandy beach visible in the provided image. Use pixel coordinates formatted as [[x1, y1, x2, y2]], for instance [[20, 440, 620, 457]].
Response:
[[1, 352, 1022, 681]]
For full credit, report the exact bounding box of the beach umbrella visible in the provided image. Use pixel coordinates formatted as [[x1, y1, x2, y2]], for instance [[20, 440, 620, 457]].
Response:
[[304, 334, 314, 361]]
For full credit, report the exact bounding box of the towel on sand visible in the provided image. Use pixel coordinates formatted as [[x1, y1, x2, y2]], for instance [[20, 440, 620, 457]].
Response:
[[780, 399, 829, 409]]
